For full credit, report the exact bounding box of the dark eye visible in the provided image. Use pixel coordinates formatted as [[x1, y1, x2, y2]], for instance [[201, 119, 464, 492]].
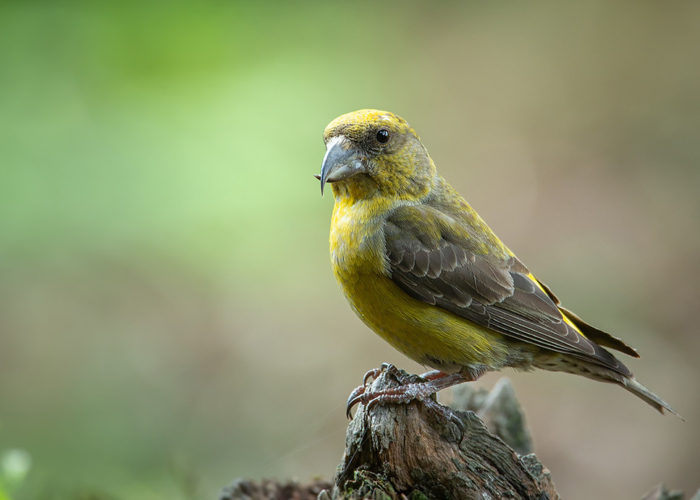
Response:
[[376, 129, 390, 144]]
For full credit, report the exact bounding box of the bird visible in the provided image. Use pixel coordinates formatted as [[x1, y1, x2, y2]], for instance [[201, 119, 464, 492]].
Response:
[[317, 108, 679, 419]]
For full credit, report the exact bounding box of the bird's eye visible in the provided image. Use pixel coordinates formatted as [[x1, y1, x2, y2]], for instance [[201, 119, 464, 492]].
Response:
[[376, 129, 390, 144]]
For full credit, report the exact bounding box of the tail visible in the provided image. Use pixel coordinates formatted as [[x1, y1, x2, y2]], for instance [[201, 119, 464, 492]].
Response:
[[622, 377, 683, 420]]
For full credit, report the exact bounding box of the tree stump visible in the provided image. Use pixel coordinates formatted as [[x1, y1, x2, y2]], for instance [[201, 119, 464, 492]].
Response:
[[222, 365, 557, 500], [325, 365, 558, 500], [222, 365, 696, 499]]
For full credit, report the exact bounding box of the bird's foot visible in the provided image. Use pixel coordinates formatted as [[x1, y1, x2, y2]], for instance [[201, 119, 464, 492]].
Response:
[[345, 365, 469, 424], [363, 381, 466, 427], [346, 363, 398, 418]]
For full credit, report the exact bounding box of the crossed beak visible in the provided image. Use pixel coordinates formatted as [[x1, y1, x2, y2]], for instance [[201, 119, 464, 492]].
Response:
[[317, 136, 367, 195]]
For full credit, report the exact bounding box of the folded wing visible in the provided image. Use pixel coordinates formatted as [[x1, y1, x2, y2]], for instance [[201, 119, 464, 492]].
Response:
[[384, 204, 632, 376]]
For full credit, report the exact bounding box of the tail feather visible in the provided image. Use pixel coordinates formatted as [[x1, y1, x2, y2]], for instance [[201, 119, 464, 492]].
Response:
[[622, 378, 683, 420]]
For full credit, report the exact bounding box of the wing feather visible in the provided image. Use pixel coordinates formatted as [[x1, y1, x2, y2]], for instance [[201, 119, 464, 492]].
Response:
[[384, 205, 631, 376]]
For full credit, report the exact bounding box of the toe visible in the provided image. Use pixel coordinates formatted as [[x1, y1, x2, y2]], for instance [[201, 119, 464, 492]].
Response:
[[346, 385, 367, 418]]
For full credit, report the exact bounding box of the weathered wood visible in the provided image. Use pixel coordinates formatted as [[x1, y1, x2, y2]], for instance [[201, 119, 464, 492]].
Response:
[[220, 478, 332, 500], [222, 366, 694, 500], [451, 377, 533, 456], [640, 483, 687, 500], [328, 365, 558, 500]]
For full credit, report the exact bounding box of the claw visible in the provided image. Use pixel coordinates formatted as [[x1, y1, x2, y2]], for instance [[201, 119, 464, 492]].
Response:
[[362, 368, 382, 386], [362, 362, 394, 385], [346, 364, 395, 418], [346, 384, 367, 418]]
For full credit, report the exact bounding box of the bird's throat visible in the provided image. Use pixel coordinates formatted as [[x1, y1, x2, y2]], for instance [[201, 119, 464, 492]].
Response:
[[330, 174, 381, 202]]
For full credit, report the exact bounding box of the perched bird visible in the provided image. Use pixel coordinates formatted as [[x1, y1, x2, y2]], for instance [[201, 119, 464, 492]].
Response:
[[317, 109, 678, 418]]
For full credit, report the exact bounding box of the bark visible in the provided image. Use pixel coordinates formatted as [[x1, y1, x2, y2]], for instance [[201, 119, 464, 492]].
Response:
[[326, 365, 558, 500]]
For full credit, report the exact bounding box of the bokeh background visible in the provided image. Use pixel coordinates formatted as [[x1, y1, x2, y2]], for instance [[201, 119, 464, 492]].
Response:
[[1, 1, 699, 499]]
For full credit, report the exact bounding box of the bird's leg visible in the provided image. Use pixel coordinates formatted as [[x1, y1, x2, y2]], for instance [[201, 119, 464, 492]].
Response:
[[346, 367, 480, 419], [366, 372, 469, 425], [417, 369, 451, 381], [349, 367, 448, 405], [361, 372, 466, 410]]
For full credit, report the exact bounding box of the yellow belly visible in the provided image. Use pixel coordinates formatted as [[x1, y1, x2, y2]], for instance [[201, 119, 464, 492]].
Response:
[[337, 268, 509, 372]]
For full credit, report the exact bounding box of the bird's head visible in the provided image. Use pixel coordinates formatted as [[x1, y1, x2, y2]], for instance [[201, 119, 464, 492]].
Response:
[[318, 109, 436, 201]]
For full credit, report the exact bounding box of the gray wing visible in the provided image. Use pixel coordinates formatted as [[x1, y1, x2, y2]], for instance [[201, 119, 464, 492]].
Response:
[[384, 205, 631, 376]]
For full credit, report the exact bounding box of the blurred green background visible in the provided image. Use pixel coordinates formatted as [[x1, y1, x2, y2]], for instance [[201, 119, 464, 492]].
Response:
[[1, 1, 699, 499]]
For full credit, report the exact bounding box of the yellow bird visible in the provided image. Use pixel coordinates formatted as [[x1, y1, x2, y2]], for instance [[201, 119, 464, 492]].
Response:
[[318, 109, 678, 418]]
